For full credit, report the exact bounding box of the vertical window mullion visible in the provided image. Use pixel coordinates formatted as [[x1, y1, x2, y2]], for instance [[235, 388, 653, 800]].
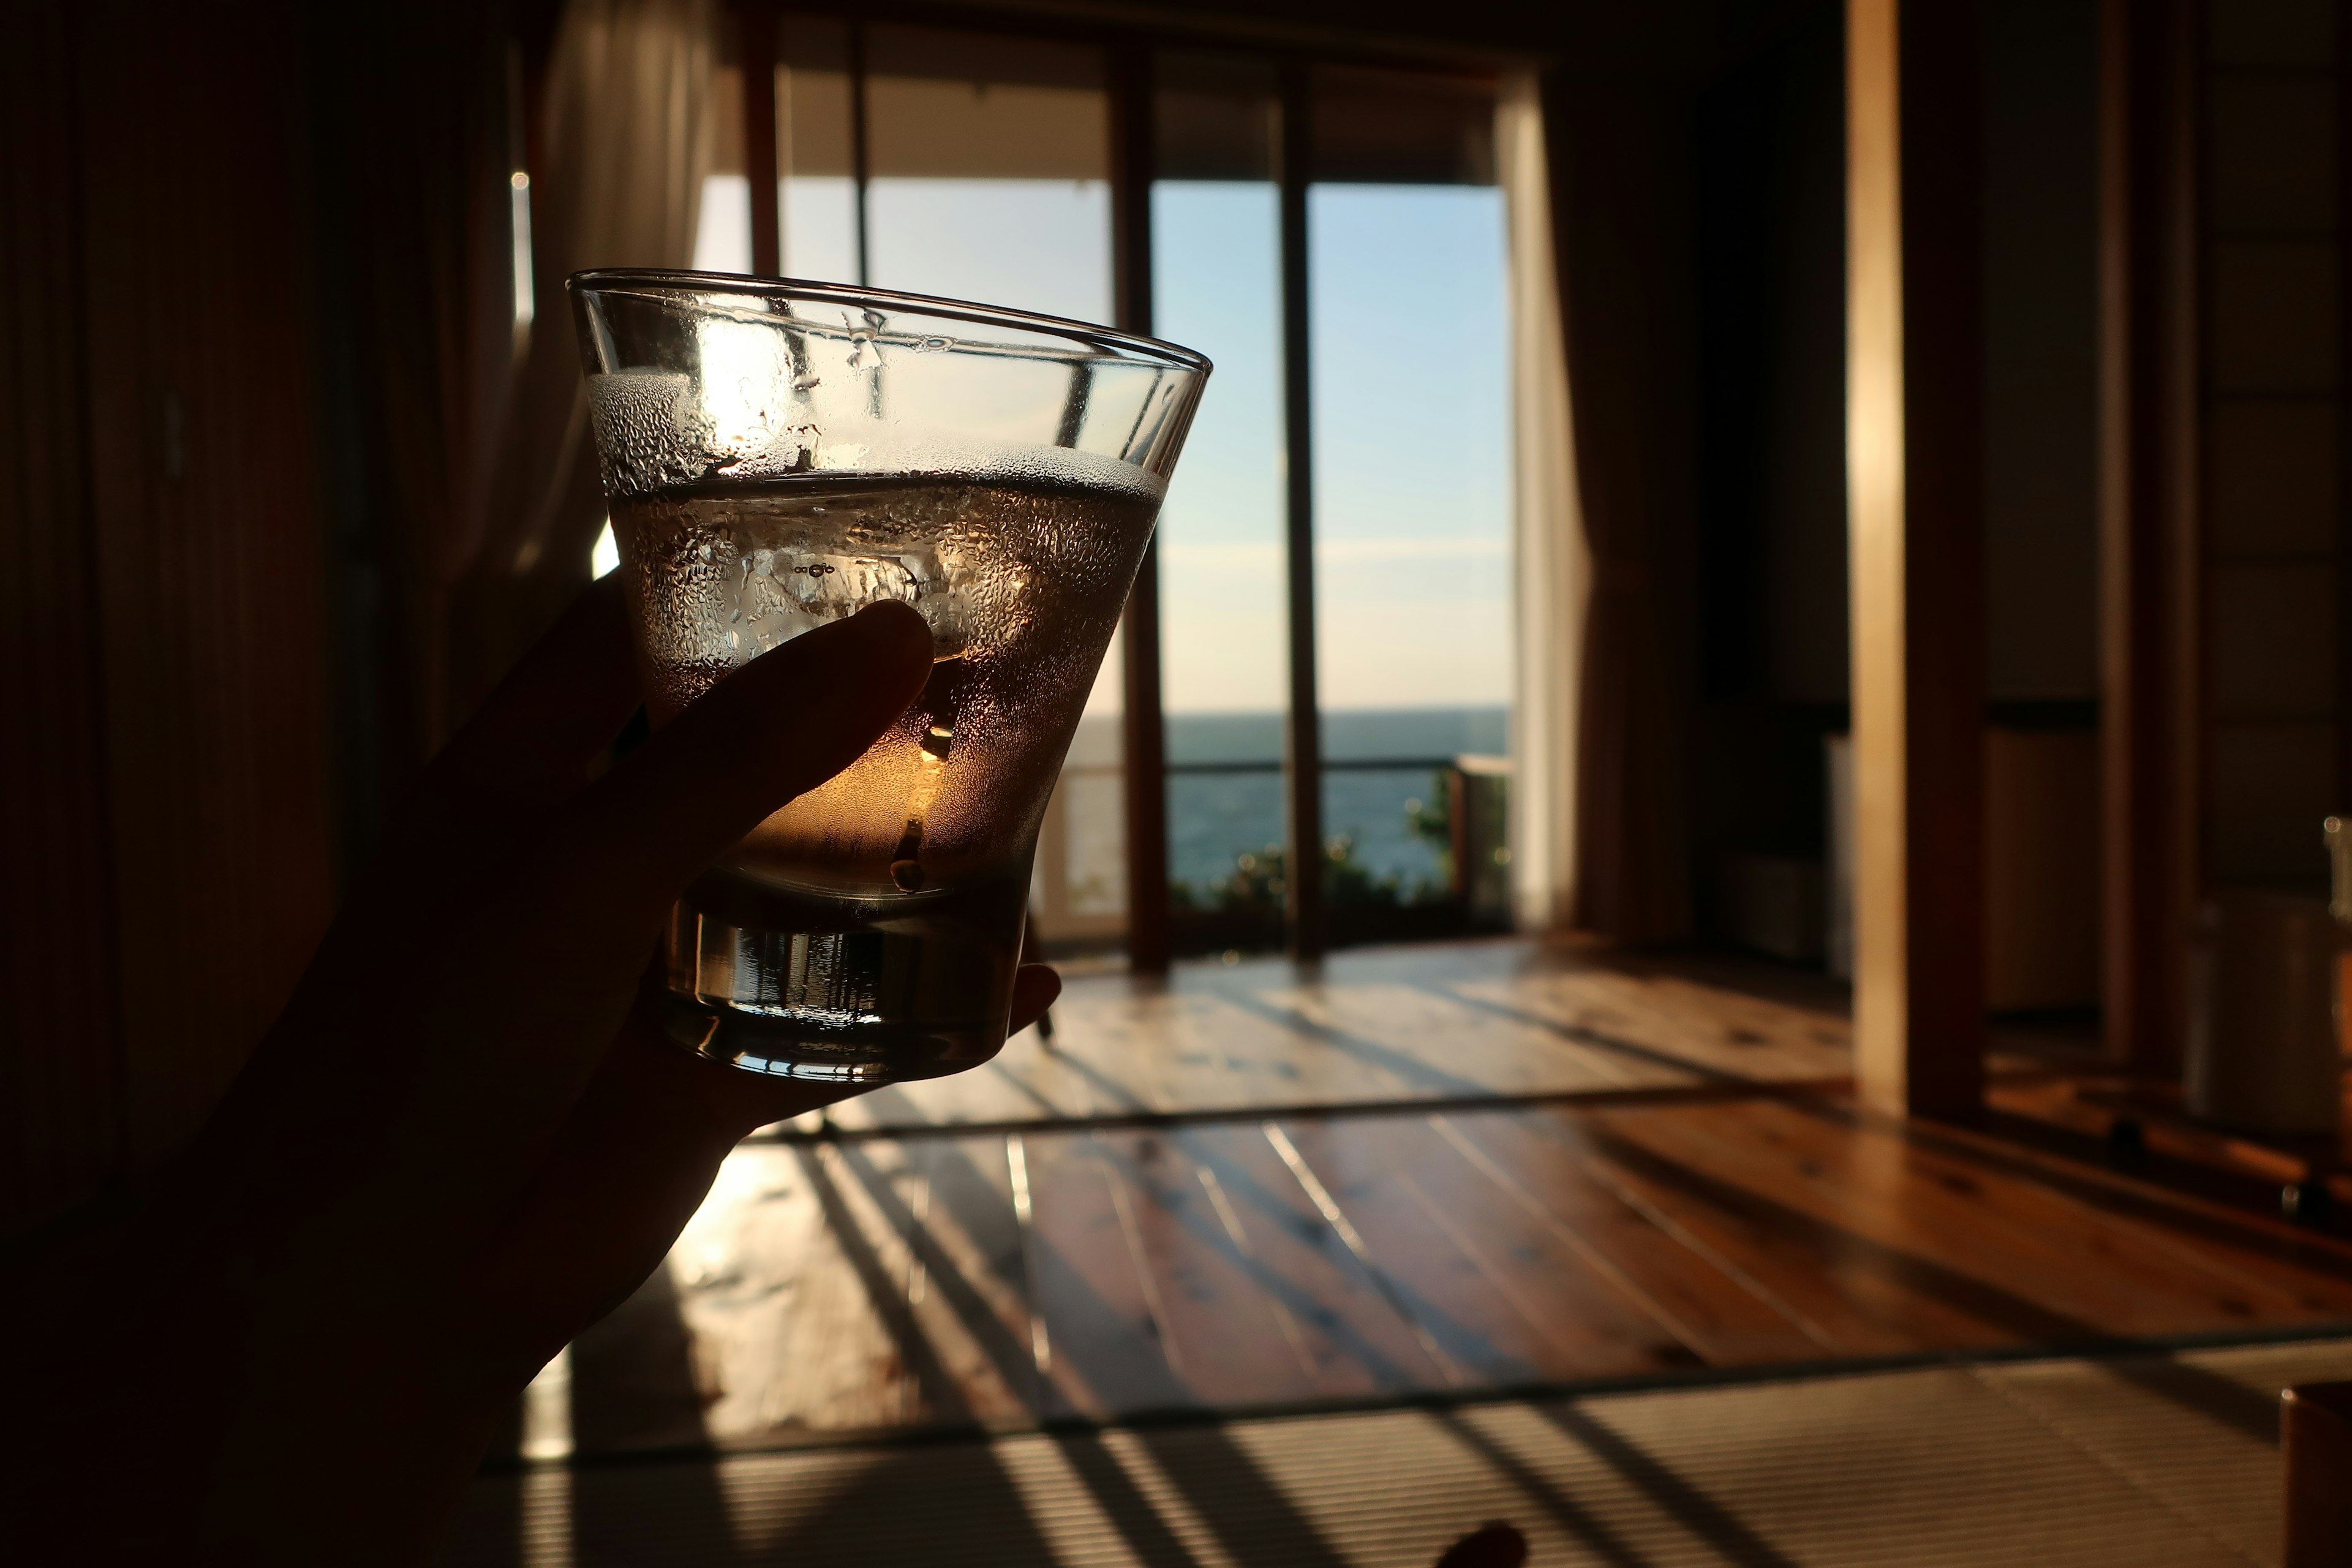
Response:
[[1114, 40, 1172, 973], [742, 3, 780, 276], [848, 18, 870, 286], [1279, 55, 1324, 959]]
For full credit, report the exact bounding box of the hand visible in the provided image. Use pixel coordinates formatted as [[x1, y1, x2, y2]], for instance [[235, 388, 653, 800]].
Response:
[[4, 579, 1058, 1564]]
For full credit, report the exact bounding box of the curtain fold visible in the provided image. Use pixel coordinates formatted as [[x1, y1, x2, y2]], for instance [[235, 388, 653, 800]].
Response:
[[454, 0, 719, 725], [1499, 72, 1590, 934], [342, 0, 718, 786], [1548, 78, 1697, 946], [340, 1, 532, 770]]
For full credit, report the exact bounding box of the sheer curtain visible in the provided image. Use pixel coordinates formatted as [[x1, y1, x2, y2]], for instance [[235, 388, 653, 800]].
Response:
[[454, 0, 720, 723], [1499, 72, 1588, 934]]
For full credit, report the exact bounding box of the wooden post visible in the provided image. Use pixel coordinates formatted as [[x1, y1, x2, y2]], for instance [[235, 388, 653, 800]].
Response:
[[2285, 1382, 2352, 1567], [1112, 42, 1173, 973], [2097, 0, 2197, 1076], [1846, 0, 1987, 1118]]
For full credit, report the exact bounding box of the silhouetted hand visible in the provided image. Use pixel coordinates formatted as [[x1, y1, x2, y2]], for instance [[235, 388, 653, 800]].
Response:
[[4, 579, 1057, 1564]]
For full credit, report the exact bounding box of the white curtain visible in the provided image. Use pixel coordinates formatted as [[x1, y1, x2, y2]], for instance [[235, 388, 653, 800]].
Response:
[[484, 0, 719, 585], [445, 0, 720, 722], [1498, 72, 1589, 933]]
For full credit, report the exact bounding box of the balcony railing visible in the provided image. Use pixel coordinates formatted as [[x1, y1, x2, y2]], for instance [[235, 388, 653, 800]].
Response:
[[1031, 754, 1511, 956]]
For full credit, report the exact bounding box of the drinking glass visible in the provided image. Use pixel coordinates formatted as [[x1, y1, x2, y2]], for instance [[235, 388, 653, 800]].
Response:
[[568, 270, 1207, 1083]]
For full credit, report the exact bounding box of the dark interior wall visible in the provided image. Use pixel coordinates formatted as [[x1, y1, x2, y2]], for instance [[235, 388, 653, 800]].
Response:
[[2, 0, 338, 1229], [1127, 0, 1727, 69], [1692, 3, 1847, 899], [1689, 0, 2103, 943], [1982, 0, 2100, 704], [1697, 3, 1849, 716], [2197, 0, 2343, 891]]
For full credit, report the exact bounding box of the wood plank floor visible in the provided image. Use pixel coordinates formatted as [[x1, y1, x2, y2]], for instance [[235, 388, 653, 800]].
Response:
[[814, 938, 1854, 1136], [535, 940, 2352, 1460]]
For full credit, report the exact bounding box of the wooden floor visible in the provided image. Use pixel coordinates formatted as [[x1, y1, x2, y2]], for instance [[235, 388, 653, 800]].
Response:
[[534, 939, 2352, 1461]]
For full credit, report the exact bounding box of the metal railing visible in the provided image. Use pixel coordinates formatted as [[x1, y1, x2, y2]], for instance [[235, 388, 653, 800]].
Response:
[[1033, 755, 1512, 951]]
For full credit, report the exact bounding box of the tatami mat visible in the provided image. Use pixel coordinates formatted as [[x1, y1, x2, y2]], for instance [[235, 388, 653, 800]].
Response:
[[439, 1334, 2352, 1566]]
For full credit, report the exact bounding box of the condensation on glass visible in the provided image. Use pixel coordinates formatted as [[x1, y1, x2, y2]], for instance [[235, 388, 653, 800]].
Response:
[[836, 27, 1127, 954], [570, 270, 1206, 1079]]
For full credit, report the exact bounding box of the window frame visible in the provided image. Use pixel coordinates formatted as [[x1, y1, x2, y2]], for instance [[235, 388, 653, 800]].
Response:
[[727, 0, 1517, 966]]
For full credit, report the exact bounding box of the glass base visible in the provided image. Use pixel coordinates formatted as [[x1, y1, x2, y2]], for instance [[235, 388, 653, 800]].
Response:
[[641, 983, 1001, 1084], [646, 863, 1027, 1085]]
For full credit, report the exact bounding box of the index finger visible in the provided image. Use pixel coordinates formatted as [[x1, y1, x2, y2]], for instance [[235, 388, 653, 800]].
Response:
[[505, 600, 937, 988]]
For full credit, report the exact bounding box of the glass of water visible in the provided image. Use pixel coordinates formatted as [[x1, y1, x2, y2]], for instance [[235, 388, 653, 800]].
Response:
[[568, 270, 1208, 1084]]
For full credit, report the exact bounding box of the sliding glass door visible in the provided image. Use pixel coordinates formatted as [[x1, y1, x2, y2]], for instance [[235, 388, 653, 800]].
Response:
[[1151, 53, 1289, 954], [693, 12, 1516, 963], [1307, 66, 1513, 949]]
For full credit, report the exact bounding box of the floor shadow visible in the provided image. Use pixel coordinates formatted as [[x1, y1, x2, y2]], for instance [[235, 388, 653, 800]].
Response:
[[1841, 1100, 2352, 1283], [1216, 988, 1499, 1101], [1534, 1403, 1803, 1567], [833, 1137, 1048, 1416], [1420, 985, 1749, 1086], [1107, 1129, 1444, 1392], [744, 1441, 1080, 1564], [1025, 1043, 1157, 1114], [1427, 1409, 1664, 1568], [2089, 1354, 2284, 1446], [1574, 1123, 2286, 1443], [819, 1135, 1354, 1567], [565, 1263, 733, 1564], [1163, 1126, 1506, 1389]]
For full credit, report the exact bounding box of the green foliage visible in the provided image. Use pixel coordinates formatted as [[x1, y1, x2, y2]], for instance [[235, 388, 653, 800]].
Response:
[[1171, 797, 1457, 915], [1403, 767, 1453, 883], [1170, 843, 1287, 914]]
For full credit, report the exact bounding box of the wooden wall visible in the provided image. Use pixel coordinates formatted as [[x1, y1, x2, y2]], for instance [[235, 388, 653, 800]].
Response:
[[2196, 0, 2343, 892], [1, 3, 122, 1232], [1, 1, 336, 1231]]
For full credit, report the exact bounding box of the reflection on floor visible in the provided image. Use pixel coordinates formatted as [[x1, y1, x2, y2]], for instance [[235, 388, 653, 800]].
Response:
[[443, 1335, 2352, 1566], [823, 938, 1854, 1134], [479, 938, 2352, 1472]]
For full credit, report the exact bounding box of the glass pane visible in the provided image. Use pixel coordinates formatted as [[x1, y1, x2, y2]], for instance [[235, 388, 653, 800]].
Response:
[[1152, 52, 1287, 952], [692, 54, 752, 272], [778, 18, 858, 282], [864, 26, 1112, 322], [1310, 66, 1512, 938], [858, 25, 1123, 951]]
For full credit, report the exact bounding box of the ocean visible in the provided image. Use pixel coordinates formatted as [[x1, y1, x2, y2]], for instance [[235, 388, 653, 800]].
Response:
[[1066, 707, 1510, 895]]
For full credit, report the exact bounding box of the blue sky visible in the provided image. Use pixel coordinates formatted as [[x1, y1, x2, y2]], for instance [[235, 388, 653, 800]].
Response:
[[691, 174, 1512, 714]]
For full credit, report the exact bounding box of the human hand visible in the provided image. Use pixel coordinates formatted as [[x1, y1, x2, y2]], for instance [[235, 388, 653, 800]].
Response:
[[7, 578, 1057, 1563]]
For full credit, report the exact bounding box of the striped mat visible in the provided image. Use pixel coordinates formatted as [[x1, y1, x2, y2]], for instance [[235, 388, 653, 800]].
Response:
[[439, 1334, 2352, 1567]]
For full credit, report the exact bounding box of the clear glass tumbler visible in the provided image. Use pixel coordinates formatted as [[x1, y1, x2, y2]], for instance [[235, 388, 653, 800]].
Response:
[[568, 270, 1208, 1083]]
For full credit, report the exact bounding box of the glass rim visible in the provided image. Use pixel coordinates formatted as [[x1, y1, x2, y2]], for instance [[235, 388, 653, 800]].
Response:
[[567, 268, 1212, 375]]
